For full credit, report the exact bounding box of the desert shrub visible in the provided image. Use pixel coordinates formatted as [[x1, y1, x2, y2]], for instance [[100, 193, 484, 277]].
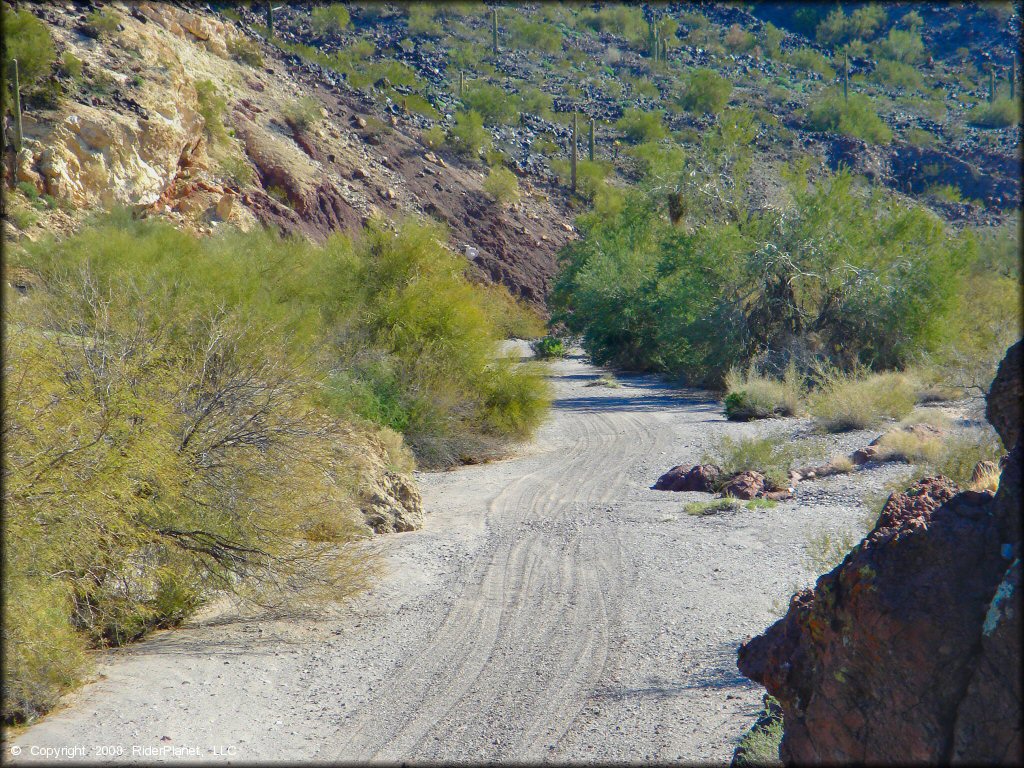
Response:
[[585, 374, 621, 388], [873, 59, 924, 90], [578, 5, 647, 48], [805, 91, 892, 144], [816, 5, 886, 46], [2, 8, 56, 108], [447, 109, 491, 158], [786, 47, 835, 79], [483, 166, 520, 206], [421, 124, 446, 149], [228, 36, 264, 67], [462, 82, 517, 125], [516, 84, 553, 120], [311, 3, 351, 34], [804, 526, 860, 573], [687, 498, 778, 516], [406, 4, 441, 36], [761, 22, 784, 58], [626, 75, 660, 100], [195, 79, 228, 144], [397, 93, 439, 119], [707, 435, 812, 491], [282, 95, 322, 130], [724, 363, 803, 420], [876, 28, 924, 64], [84, 8, 120, 38], [218, 152, 255, 186], [510, 16, 562, 54], [551, 158, 610, 202], [734, 696, 784, 766], [615, 108, 668, 142], [59, 51, 83, 81], [531, 336, 566, 359], [809, 369, 916, 432], [968, 98, 1020, 128], [724, 24, 756, 54], [927, 428, 1005, 486], [904, 127, 938, 148], [679, 69, 732, 114]]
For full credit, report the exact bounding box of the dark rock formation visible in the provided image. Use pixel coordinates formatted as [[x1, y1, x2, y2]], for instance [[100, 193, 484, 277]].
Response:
[[737, 341, 1023, 764], [987, 338, 1022, 450], [653, 464, 720, 492]]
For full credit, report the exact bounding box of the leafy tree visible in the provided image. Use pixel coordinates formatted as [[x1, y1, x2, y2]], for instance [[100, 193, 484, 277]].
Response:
[[805, 91, 893, 144], [311, 3, 351, 34], [615, 108, 668, 142], [679, 69, 733, 114], [447, 109, 492, 157]]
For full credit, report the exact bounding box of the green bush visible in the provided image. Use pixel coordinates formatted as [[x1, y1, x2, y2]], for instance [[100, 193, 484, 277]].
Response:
[[311, 3, 351, 34], [873, 59, 924, 90], [809, 369, 917, 432], [2, 8, 56, 108], [421, 124, 446, 149], [531, 336, 566, 359], [679, 69, 733, 114], [84, 8, 121, 38], [706, 435, 813, 491], [805, 91, 892, 144], [724, 363, 803, 420], [483, 166, 520, 206], [968, 98, 1020, 128], [876, 28, 924, 64], [59, 51, 83, 81], [447, 109, 491, 158], [615, 108, 667, 143], [510, 16, 562, 54], [228, 36, 264, 67], [195, 79, 228, 144], [462, 82, 517, 125], [406, 4, 442, 36], [786, 47, 836, 79], [282, 95, 322, 130]]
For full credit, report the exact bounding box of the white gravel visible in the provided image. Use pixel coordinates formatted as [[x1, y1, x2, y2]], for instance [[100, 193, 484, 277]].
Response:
[[8, 354, 936, 764]]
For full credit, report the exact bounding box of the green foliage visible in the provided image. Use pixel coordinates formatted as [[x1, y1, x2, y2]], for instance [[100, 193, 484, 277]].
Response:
[[873, 59, 924, 90], [2, 8, 56, 107], [968, 98, 1020, 128], [724, 24, 756, 54], [615, 108, 667, 143], [724, 363, 803, 420], [311, 3, 351, 34], [708, 435, 813, 491], [875, 28, 924, 64], [804, 526, 860, 573], [406, 4, 442, 36], [195, 80, 228, 144], [397, 93, 440, 119], [447, 109, 491, 158], [217, 152, 255, 186], [578, 5, 647, 49], [552, 164, 969, 385], [462, 82, 517, 125], [531, 336, 566, 359], [904, 127, 939, 148], [228, 36, 264, 67], [761, 22, 784, 58], [685, 498, 779, 517], [84, 8, 121, 38], [421, 124, 446, 149], [734, 696, 783, 766], [805, 91, 893, 144], [679, 69, 733, 114], [928, 428, 1005, 485], [809, 368, 917, 432], [786, 47, 836, 79], [816, 5, 886, 46], [483, 166, 520, 206], [59, 51, 83, 81], [552, 158, 610, 202], [282, 95, 322, 130], [510, 16, 562, 54]]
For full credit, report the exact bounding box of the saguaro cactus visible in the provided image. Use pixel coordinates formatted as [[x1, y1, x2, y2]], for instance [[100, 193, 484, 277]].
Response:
[[570, 111, 578, 193], [989, 67, 996, 103], [1010, 57, 1016, 98], [459, 70, 465, 97], [492, 8, 498, 55], [12, 58, 23, 154], [843, 52, 849, 101], [588, 117, 595, 162], [266, 2, 274, 37]]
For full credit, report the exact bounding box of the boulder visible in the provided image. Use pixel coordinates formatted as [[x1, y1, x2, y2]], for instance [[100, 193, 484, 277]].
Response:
[[986, 338, 1022, 450], [653, 464, 720, 492], [736, 340, 1023, 764], [850, 444, 881, 465], [720, 471, 766, 500]]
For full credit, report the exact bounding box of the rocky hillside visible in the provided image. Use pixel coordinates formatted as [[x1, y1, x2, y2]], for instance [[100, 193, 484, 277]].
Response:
[[6, 2, 1020, 309]]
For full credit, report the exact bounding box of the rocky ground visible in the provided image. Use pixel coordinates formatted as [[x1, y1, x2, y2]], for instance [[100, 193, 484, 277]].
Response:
[[6, 352, 970, 764]]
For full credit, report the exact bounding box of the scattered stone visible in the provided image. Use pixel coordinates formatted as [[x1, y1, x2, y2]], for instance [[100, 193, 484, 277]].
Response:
[[653, 464, 721, 493]]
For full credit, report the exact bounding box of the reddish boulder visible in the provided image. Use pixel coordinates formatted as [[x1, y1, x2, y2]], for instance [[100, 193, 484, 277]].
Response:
[[653, 464, 720, 492], [720, 471, 766, 500], [850, 445, 881, 465], [986, 338, 1021, 450], [737, 476, 1010, 763]]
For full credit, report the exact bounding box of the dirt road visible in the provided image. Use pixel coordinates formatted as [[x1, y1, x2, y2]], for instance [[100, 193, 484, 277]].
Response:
[[10, 354, 878, 763]]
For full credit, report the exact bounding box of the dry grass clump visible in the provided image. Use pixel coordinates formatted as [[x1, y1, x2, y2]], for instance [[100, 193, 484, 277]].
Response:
[[968, 462, 1002, 493], [585, 374, 621, 388], [809, 368, 916, 432], [874, 429, 945, 464], [724, 362, 803, 420], [926, 428, 1004, 487], [706, 434, 817, 490], [803, 526, 861, 574]]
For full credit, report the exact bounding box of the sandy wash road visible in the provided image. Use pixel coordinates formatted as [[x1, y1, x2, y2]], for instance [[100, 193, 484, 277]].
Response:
[[9, 353, 868, 763]]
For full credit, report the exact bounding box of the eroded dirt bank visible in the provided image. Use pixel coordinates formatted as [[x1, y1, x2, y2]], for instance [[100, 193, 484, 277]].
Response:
[[9, 355, 882, 763]]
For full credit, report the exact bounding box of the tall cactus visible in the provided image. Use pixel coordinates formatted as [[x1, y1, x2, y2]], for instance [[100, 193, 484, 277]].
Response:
[[1010, 56, 1016, 98], [588, 117, 595, 162], [459, 70, 465, 98], [570, 111, 577, 193], [11, 58, 23, 154], [492, 8, 498, 55], [266, 2, 274, 37], [843, 51, 849, 101], [989, 66, 996, 103]]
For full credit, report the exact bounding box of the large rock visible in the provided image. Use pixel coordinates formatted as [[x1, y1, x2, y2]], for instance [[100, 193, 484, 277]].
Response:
[[653, 464, 720, 492], [986, 338, 1022, 450], [736, 341, 1023, 764], [720, 471, 766, 500]]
